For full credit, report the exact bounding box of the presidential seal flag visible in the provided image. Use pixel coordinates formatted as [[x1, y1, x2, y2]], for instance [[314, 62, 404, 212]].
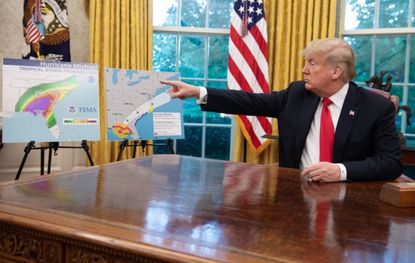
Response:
[[23, 0, 71, 62], [227, 0, 272, 153]]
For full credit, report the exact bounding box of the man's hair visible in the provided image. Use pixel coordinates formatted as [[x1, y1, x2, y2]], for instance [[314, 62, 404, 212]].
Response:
[[301, 38, 357, 82]]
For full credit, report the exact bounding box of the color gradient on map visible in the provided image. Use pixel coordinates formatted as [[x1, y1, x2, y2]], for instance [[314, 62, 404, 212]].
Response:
[[14, 76, 77, 128]]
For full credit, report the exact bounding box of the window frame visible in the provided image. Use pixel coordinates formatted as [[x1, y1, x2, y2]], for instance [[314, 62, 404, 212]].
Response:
[[341, 0, 415, 139], [153, 1, 235, 159]]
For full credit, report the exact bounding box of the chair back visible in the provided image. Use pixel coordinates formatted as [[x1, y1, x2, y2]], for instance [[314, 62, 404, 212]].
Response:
[[366, 88, 399, 113]]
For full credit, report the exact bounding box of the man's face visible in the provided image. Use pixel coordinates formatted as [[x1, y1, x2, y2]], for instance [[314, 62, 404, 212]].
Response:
[[302, 53, 334, 97]]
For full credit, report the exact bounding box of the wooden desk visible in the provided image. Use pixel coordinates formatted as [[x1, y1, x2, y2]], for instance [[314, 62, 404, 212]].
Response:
[[0, 155, 414, 262]]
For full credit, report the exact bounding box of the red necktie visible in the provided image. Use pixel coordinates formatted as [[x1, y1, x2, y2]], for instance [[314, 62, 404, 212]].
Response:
[[315, 201, 329, 239], [320, 98, 334, 162]]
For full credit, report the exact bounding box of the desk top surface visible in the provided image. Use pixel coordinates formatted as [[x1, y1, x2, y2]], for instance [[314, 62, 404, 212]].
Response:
[[0, 155, 414, 262]]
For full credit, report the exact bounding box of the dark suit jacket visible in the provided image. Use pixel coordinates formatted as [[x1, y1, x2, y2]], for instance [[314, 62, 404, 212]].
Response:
[[201, 81, 402, 181]]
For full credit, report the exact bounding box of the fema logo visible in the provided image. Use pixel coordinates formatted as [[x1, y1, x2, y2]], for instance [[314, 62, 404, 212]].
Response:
[[88, 75, 95, 83], [68, 105, 77, 114]]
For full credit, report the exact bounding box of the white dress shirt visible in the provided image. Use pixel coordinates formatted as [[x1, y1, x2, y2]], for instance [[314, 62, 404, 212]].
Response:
[[197, 87, 208, 104], [300, 83, 349, 181]]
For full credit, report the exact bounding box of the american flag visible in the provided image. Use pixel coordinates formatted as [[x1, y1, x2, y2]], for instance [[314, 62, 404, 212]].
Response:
[[25, 16, 45, 44], [227, 0, 272, 153]]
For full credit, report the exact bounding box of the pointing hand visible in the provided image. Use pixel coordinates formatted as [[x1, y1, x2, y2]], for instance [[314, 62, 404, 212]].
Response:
[[160, 80, 200, 100]]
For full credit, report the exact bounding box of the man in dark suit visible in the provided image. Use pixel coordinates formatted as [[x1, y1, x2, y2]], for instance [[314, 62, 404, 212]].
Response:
[[161, 38, 402, 182]]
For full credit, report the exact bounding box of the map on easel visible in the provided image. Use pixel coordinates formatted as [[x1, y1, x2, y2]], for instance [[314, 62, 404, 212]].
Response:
[[2, 58, 100, 142], [105, 69, 184, 141]]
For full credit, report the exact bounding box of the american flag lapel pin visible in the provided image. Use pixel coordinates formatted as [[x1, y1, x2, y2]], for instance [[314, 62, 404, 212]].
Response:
[[349, 110, 355, 116]]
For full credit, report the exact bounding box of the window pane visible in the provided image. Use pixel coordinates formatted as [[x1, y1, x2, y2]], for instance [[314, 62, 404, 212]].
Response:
[[179, 35, 205, 78], [209, 0, 232, 28], [207, 81, 227, 88], [344, 36, 372, 82], [406, 87, 415, 134], [182, 80, 203, 123], [206, 81, 232, 124], [208, 36, 229, 79], [153, 140, 175, 154], [410, 36, 415, 83], [413, 3, 415, 26], [375, 35, 406, 83], [344, 0, 375, 30], [181, 0, 206, 27], [390, 85, 404, 132], [153, 33, 177, 72], [205, 127, 231, 160], [176, 126, 202, 157], [379, 0, 409, 28], [153, 0, 178, 26]]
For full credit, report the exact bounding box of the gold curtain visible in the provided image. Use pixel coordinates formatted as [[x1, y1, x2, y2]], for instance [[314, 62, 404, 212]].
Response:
[[87, 0, 153, 165], [233, 0, 338, 164]]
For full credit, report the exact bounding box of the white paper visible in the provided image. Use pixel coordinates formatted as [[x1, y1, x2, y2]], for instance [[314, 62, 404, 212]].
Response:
[[153, 112, 182, 136]]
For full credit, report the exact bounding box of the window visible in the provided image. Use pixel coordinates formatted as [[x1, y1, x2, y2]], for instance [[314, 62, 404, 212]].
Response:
[[152, 0, 234, 160], [342, 0, 415, 143]]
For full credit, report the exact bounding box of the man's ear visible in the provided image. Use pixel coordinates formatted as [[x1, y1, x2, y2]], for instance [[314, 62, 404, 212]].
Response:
[[331, 66, 343, 80]]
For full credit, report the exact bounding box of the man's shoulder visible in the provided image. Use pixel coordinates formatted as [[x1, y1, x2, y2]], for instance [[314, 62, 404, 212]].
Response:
[[283, 81, 307, 94], [352, 82, 391, 104], [350, 82, 393, 113], [288, 80, 306, 89]]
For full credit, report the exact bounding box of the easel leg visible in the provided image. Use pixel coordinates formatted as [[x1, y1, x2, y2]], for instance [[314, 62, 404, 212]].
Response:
[[141, 140, 147, 153], [40, 147, 45, 175], [48, 142, 59, 174], [81, 140, 94, 166], [15, 141, 35, 180], [117, 140, 128, 161], [47, 145, 53, 174], [167, 139, 175, 154], [132, 140, 138, 158]]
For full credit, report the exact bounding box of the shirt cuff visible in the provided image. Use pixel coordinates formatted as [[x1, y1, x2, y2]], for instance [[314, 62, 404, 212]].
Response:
[[196, 87, 208, 104], [336, 163, 347, 181]]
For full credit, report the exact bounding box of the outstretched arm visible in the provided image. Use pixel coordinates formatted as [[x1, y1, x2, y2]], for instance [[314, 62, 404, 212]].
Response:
[[162, 79, 288, 118]]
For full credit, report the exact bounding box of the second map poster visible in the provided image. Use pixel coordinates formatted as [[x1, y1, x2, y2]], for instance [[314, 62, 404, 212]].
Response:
[[105, 69, 184, 141]]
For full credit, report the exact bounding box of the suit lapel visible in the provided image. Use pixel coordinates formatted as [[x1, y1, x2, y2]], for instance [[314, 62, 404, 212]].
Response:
[[294, 92, 320, 164], [333, 82, 360, 162]]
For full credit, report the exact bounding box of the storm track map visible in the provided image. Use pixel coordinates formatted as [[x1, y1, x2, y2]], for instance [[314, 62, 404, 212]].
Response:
[[105, 69, 184, 141], [2, 59, 100, 143]]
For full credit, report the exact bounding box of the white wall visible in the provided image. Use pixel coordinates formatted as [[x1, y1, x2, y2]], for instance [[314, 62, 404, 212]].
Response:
[[0, 0, 90, 181]]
